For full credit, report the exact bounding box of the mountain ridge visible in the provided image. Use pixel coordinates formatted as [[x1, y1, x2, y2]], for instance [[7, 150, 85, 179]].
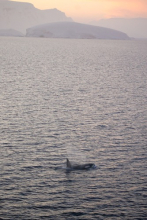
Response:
[[0, 0, 72, 34], [91, 18, 147, 39], [26, 21, 130, 40]]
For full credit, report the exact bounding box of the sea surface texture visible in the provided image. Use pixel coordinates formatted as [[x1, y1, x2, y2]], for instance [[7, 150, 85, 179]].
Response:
[[0, 38, 147, 219]]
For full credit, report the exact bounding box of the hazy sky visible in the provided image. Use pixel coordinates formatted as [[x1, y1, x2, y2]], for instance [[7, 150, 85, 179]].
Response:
[[10, 0, 147, 22]]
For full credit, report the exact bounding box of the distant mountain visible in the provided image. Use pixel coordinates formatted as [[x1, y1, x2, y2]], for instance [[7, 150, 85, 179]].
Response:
[[26, 22, 130, 40], [0, 0, 72, 34], [0, 29, 24, 37], [91, 18, 147, 39]]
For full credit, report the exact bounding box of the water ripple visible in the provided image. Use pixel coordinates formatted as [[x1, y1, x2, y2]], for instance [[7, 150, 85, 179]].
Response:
[[0, 38, 147, 219]]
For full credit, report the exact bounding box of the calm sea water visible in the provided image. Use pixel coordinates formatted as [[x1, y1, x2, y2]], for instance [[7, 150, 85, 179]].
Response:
[[0, 37, 147, 220]]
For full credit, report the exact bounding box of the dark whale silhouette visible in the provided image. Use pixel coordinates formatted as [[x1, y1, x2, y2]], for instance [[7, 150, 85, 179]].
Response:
[[66, 158, 96, 170]]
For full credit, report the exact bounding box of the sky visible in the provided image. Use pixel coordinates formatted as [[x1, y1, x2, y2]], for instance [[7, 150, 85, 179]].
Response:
[[10, 0, 147, 22]]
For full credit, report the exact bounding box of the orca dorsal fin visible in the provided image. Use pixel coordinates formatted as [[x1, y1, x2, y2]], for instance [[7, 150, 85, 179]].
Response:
[[66, 158, 72, 168]]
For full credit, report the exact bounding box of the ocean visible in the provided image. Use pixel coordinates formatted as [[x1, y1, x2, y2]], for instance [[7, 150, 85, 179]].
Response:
[[0, 37, 147, 219]]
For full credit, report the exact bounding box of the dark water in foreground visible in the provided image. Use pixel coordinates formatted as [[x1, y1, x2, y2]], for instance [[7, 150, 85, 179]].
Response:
[[0, 37, 147, 219]]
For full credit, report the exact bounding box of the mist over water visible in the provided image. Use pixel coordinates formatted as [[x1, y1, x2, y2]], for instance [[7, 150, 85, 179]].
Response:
[[0, 37, 147, 219]]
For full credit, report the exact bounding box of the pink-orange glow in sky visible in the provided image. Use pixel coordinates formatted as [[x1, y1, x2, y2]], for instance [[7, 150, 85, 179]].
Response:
[[10, 0, 147, 22]]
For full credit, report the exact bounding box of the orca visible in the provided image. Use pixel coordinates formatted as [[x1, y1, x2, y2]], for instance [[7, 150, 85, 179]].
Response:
[[66, 158, 96, 170]]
